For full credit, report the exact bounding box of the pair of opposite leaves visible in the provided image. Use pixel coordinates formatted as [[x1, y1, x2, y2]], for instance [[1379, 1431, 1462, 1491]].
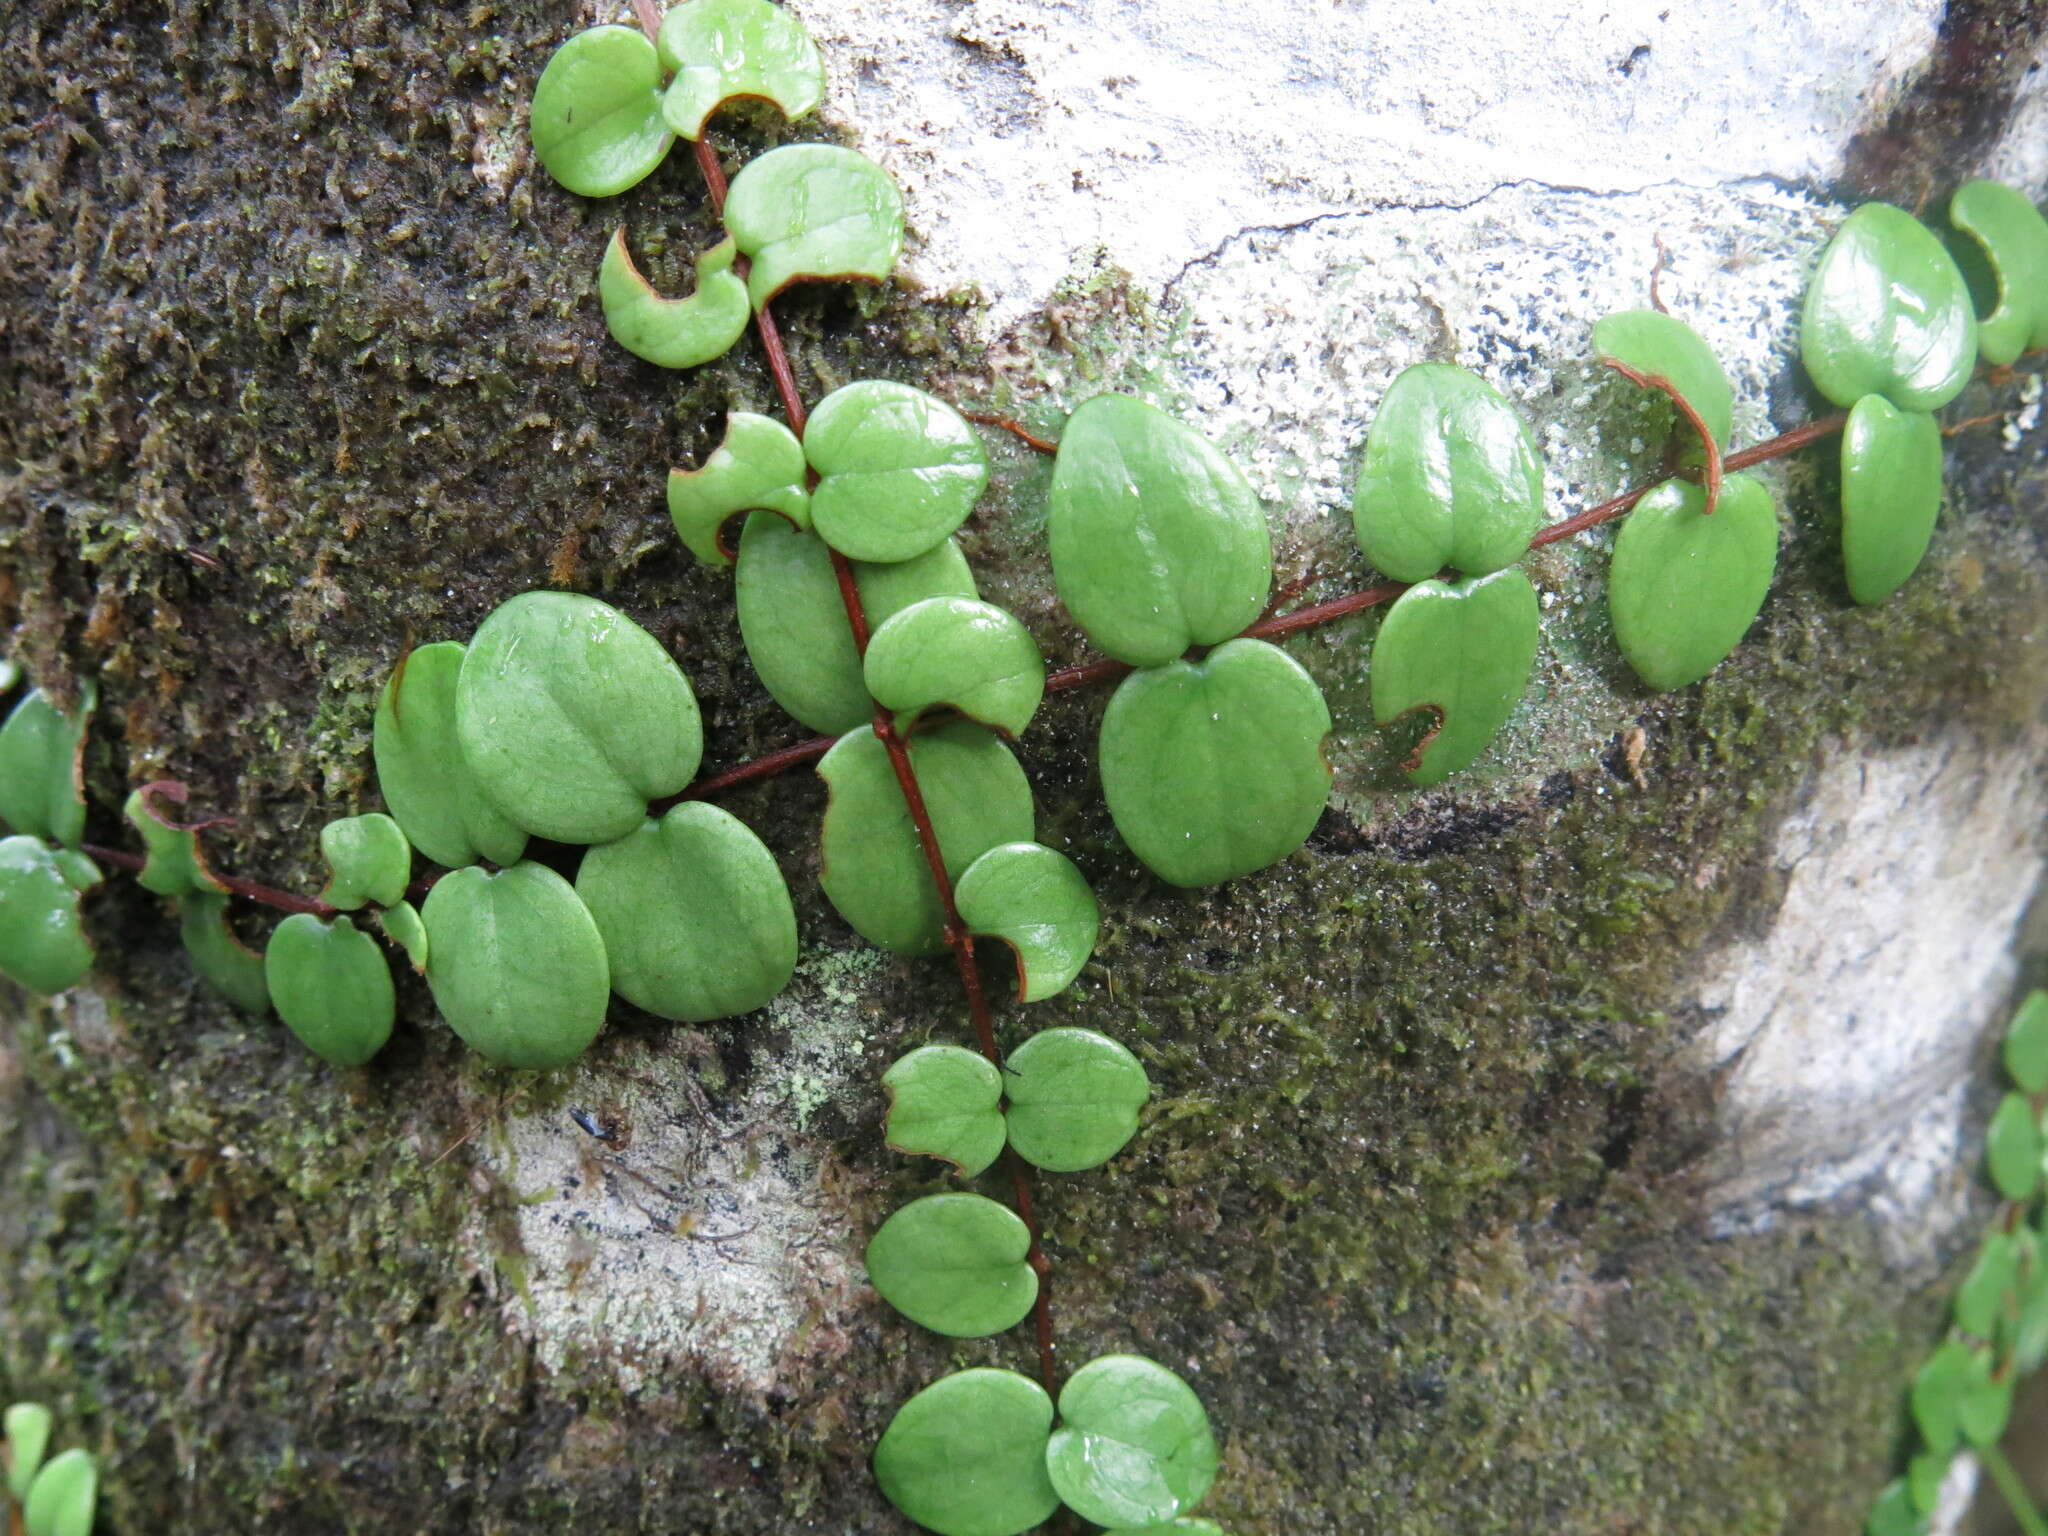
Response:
[[0, 685, 106, 998], [4, 1404, 96, 1536]]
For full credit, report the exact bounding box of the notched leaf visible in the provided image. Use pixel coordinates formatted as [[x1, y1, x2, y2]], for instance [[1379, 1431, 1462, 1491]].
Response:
[[600, 228, 750, 369], [864, 596, 1043, 738], [657, 0, 825, 140], [1592, 309, 1732, 515], [1370, 566, 1541, 788], [123, 780, 233, 898], [723, 143, 904, 309], [0, 681, 96, 849], [954, 841, 1098, 1002], [1948, 179, 2048, 367], [668, 412, 810, 568]]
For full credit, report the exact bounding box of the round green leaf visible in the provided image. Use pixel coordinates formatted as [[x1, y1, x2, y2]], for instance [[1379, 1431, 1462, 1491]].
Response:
[[1106, 1523, 1230, 1536], [1957, 1342, 2013, 1448], [1950, 178, 2048, 366], [865, 597, 1044, 737], [319, 812, 411, 911], [667, 412, 810, 568], [805, 380, 989, 564], [422, 862, 611, 1070], [1350, 363, 1544, 582], [1911, 1337, 1970, 1454], [865, 1192, 1038, 1337], [529, 25, 674, 198], [599, 229, 749, 370], [2005, 989, 2048, 1095], [1867, 1478, 1925, 1536], [723, 143, 904, 309], [1099, 638, 1331, 887], [179, 891, 270, 1013], [1801, 202, 1977, 412], [1045, 1355, 1219, 1529], [873, 1369, 1060, 1536], [1002, 1026, 1149, 1173], [1049, 393, 1272, 668], [955, 842, 1098, 1002], [1371, 566, 1540, 788], [657, 0, 825, 140], [373, 641, 530, 870], [265, 913, 396, 1068], [0, 683, 94, 849], [1987, 1089, 2042, 1200], [122, 783, 229, 898], [1608, 473, 1778, 691], [1955, 1231, 2020, 1338], [456, 591, 702, 845], [1593, 309, 1734, 451], [5, 1402, 53, 1501], [818, 720, 1035, 955], [1904, 1449, 1951, 1516], [22, 1447, 96, 1536], [574, 802, 797, 1023], [1840, 394, 1943, 606], [883, 1044, 1006, 1177], [376, 900, 430, 974]]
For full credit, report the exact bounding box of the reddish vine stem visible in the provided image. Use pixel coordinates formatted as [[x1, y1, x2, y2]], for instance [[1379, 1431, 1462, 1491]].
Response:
[[80, 843, 338, 917]]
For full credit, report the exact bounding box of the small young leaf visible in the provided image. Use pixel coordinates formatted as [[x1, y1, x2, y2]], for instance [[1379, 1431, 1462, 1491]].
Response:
[[1911, 1338, 1970, 1454], [1049, 393, 1272, 668], [1045, 1355, 1219, 1529], [1002, 1026, 1149, 1173], [0, 836, 99, 996], [723, 143, 904, 309], [1350, 363, 1544, 582], [1955, 1231, 2020, 1338], [955, 842, 1099, 1002], [804, 380, 989, 563], [265, 913, 396, 1068], [873, 1369, 1060, 1536], [1840, 394, 1942, 606], [1867, 1478, 1926, 1536], [1099, 638, 1331, 888], [0, 683, 94, 849], [1801, 202, 1977, 412], [1956, 1343, 2013, 1448], [22, 1447, 96, 1536], [667, 412, 810, 568], [529, 25, 674, 198], [122, 783, 230, 898], [179, 892, 270, 1013], [319, 813, 411, 911], [373, 641, 530, 870], [422, 862, 610, 1070], [864, 597, 1044, 737], [574, 802, 797, 1023], [1105, 1523, 1230, 1536], [1371, 566, 1540, 788], [1593, 309, 1733, 511], [883, 1044, 1006, 1177], [376, 900, 430, 973], [5, 1402, 53, 1501], [1986, 1090, 2042, 1200], [1904, 1450, 1950, 1516], [656, 0, 826, 139], [1949, 179, 2048, 367], [1608, 473, 1778, 691], [599, 229, 750, 370], [2005, 989, 2048, 1095], [457, 591, 703, 846], [865, 1192, 1039, 1338]]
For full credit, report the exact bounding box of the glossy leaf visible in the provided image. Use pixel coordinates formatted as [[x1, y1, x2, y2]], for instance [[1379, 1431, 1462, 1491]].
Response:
[[318, 813, 411, 911], [1106, 1524, 1230, 1536], [1002, 1026, 1149, 1173], [422, 862, 611, 1070], [1371, 567, 1540, 788], [955, 842, 1098, 1002], [1350, 363, 1544, 581], [818, 721, 1034, 955], [529, 25, 673, 198], [1911, 1338, 1970, 1454], [1950, 178, 2048, 366], [1904, 1450, 1951, 1516], [667, 412, 810, 568], [4, 1403, 52, 1502], [805, 380, 989, 563], [0, 684, 93, 849], [1608, 473, 1778, 691], [1840, 394, 1942, 606], [883, 1045, 1006, 1177], [575, 802, 797, 1022], [22, 1447, 95, 1536], [2005, 989, 2048, 1094], [373, 641, 529, 870], [1801, 202, 1977, 412], [456, 591, 702, 845], [1045, 1355, 1219, 1529], [265, 914, 396, 1068], [723, 143, 904, 309], [0, 837, 97, 996], [1957, 1343, 2013, 1448], [180, 892, 270, 1013], [1593, 309, 1732, 513], [873, 1369, 1060, 1536], [864, 597, 1043, 737], [1099, 638, 1331, 887], [1987, 1089, 2042, 1200], [0, 659, 18, 695], [376, 900, 429, 973], [656, 0, 825, 139], [1955, 1231, 2020, 1338], [1867, 1479, 1925, 1536], [600, 229, 749, 369], [1049, 393, 1271, 668], [123, 783, 229, 898], [865, 1192, 1038, 1337]]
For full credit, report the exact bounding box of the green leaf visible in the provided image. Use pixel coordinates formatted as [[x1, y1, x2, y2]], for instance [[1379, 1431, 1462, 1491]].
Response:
[[883, 1044, 1006, 1177], [318, 813, 411, 911], [599, 229, 750, 370], [723, 143, 904, 309], [955, 842, 1098, 1002], [1106, 1523, 1229, 1536], [1350, 363, 1545, 582], [1867, 1479, 1925, 1536], [1949, 179, 2048, 367], [1003, 1026, 1149, 1173], [0, 684, 94, 849], [0, 835, 101, 996], [656, 0, 825, 139], [1987, 1089, 2042, 1200], [529, 25, 673, 198], [874, 1369, 1060, 1536], [0, 659, 19, 696], [735, 514, 976, 734], [667, 412, 810, 568], [1099, 638, 1331, 887], [22, 1447, 95, 1536], [1593, 308, 1733, 511], [2005, 989, 2048, 1094], [1905, 1449, 1951, 1515], [1045, 1355, 1219, 1529], [574, 802, 797, 1022], [865, 1192, 1038, 1338], [1840, 395, 1942, 606], [1911, 1338, 1970, 1454], [265, 914, 396, 1068], [1955, 1231, 2020, 1338], [422, 862, 610, 1070], [376, 900, 430, 973], [865, 597, 1044, 737], [1371, 567, 1540, 788], [373, 641, 530, 870], [1801, 202, 1977, 412], [122, 782, 230, 898], [803, 380, 988, 562], [456, 592, 702, 845], [1957, 1343, 2013, 1448], [1048, 393, 1272, 668], [1608, 473, 1778, 691], [2013, 1235, 2048, 1374], [5, 1402, 53, 1501], [179, 892, 270, 1014]]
